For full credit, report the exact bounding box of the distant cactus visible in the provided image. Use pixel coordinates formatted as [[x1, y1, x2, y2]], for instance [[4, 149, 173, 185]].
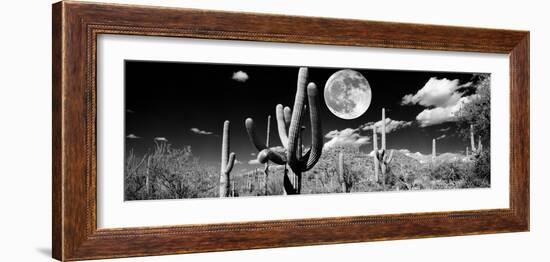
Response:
[[470, 124, 476, 152], [219, 120, 236, 197], [470, 124, 483, 154], [372, 126, 379, 182], [478, 135, 483, 152], [245, 67, 323, 195], [338, 151, 351, 193], [432, 138, 436, 161], [374, 108, 394, 187]]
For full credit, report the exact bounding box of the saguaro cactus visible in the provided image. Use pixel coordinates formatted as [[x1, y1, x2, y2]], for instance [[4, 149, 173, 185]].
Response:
[[478, 136, 483, 152], [469, 124, 483, 154], [432, 138, 436, 161], [381, 108, 386, 149], [470, 124, 476, 152], [375, 108, 394, 187], [372, 126, 379, 182], [219, 120, 236, 198], [245, 67, 323, 195], [338, 151, 350, 193], [264, 115, 271, 196]]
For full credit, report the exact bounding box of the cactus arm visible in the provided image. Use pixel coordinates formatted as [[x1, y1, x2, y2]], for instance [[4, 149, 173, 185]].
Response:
[[257, 148, 287, 165], [245, 118, 267, 151], [386, 150, 394, 164], [376, 149, 385, 162], [283, 106, 292, 127], [275, 104, 290, 148], [287, 67, 309, 166], [304, 82, 323, 171], [224, 152, 236, 173]]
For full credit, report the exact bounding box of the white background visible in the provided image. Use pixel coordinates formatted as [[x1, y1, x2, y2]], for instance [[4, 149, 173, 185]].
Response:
[[97, 35, 509, 228], [0, 0, 546, 261]]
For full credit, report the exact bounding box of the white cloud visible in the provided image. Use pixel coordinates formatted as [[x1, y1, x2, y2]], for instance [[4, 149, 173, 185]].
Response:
[[250, 152, 256, 156], [402, 77, 475, 127], [234, 159, 243, 165], [190, 128, 214, 135], [361, 118, 413, 133], [416, 95, 475, 127], [324, 128, 370, 148], [126, 134, 141, 139], [154, 137, 168, 142], [232, 70, 249, 82], [401, 77, 471, 107], [436, 134, 447, 140]]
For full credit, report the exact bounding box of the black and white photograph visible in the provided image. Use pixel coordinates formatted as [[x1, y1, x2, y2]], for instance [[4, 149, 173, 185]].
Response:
[[2, 0, 544, 261], [124, 61, 491, 200]]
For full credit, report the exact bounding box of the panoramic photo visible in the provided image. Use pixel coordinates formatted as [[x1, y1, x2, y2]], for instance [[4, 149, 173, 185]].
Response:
[[124, 61, 491, 200]]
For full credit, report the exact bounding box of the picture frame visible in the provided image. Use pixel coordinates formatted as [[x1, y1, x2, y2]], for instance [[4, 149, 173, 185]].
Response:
[[52, 1, 529, 261]]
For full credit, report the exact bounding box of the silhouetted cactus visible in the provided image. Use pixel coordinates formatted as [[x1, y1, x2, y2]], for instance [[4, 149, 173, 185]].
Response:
[[245, 67, 323, 194], [219, 120, 236, 197]]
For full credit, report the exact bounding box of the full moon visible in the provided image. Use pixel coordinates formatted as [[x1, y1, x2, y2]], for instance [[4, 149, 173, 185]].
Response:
[[324, 69, 372, 120]]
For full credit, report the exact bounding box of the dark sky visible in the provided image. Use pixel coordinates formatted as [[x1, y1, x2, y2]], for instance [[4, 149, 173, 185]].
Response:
[[125, 60, 486, 172]]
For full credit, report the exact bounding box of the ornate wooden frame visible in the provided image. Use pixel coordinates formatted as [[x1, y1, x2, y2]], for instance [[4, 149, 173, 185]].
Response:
[[52, 1, 529, 261]]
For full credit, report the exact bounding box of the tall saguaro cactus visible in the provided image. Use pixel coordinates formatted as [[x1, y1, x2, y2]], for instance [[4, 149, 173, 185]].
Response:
[[245, 67, 323, 195], [372, 126, 379, 182], [374, 108, 394, 187], [264, 115, 271, 196], [381, 108, 386, 149], [470, 124, 476, 152], [432, 138, 436, 161], [219, 120, 236, 198]]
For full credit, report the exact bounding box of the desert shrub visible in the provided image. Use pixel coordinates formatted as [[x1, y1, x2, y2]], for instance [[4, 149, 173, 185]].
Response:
[[124, 142, 218, 200], [461, 149, 491, 188], [267, 170, 285, 196], [306, 145, 371, 193], [473, 149, 490, 181], [430, 161, 465, 183]]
